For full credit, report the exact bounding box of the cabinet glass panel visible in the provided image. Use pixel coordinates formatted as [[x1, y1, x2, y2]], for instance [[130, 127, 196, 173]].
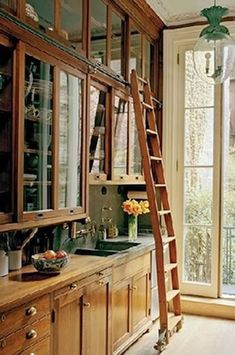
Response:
[[89, 85, 106, 174], [61, 0, 83, 51], [0, 0, 16, 11], [59, 71, 82, 208], [111, 12, 124, 76], [113, 97, 128, 176], [90, 0, 107, 65], [144, 40, 154, 88], [24, 55, 53, 212], [130, 25, 142, 76], [130, 102, 142, 175], [0, 44, 13, 213], [26, 1, 54, 31]]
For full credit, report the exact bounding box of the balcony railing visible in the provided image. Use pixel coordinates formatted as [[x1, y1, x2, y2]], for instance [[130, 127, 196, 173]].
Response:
[[223, 226, 235, 286]]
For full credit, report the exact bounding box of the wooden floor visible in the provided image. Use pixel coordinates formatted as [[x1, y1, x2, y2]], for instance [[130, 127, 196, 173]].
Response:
[[124, 315, 235, 355]]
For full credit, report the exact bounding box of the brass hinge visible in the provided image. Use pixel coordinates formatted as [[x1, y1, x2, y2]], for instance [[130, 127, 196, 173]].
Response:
[[177, 53, 180, 65], [51, 309, 56, 323]]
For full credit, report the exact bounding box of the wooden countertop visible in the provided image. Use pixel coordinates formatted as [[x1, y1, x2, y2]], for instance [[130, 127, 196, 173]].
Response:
[[0, 235, 155, 311]]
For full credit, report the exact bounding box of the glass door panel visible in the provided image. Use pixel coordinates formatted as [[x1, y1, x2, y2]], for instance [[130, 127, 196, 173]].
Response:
[[24, 54, 53, 212], [113, 96, 128, 176], [26, 1, 54, 31], [130, 25, 142, 77], [61, 0, 83, 51], [59, 71, 82, 209], [0, 43, 13, 216], [129, 101, 142, 175], [89, 85, 106, 175], [181, 49, 217, 296], [90, 0, 107, 64], [0, 0, 16, 11], [111, 12, 124, 76]]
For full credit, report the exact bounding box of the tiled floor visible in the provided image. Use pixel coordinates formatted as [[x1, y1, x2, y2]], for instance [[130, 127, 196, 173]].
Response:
[[124, 314, 235, 355]]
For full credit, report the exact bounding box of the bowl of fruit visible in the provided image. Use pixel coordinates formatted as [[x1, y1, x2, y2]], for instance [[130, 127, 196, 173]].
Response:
[[31, 250, 69, 274]]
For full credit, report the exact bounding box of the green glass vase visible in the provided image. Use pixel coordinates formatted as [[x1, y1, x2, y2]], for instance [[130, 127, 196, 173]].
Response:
[[128, 215, 138, 241]]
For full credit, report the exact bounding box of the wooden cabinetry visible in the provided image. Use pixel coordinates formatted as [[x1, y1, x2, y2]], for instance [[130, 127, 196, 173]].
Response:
[[112, 253, 151, 354], [0, 294, 51, 355], [53, 268, 112, 355]]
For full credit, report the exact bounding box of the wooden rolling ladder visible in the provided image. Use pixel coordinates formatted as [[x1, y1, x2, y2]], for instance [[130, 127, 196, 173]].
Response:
[[130, 69, 183, 351]]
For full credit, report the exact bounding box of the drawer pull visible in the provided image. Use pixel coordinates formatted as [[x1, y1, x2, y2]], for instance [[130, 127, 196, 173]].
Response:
[[70, 283, 78, 291], [98, 281, 105, 286], [0, 339, 6, 348], [26, 329, 37, 340], [83, 302, 90, 308], [26, 306, 37, 316], [0, 314, 6, 322]]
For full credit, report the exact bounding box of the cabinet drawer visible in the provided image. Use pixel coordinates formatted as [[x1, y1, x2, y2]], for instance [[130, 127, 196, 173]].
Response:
[[0, 316, 50, 355], [0, 294, 50, 337], [113, 254, 150, 284], [19, 336, 50, 355]]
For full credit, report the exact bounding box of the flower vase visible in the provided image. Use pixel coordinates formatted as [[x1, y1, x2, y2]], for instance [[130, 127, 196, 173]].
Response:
[[128, 215, 138, 241]]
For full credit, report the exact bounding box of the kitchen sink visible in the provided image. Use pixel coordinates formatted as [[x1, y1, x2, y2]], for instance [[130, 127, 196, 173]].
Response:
[[96, 240, 140, 251], [74, 248, 119, 257]]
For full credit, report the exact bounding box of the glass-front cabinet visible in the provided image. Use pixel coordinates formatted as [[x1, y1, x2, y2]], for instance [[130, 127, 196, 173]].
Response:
[[0, 39, 13, 223], [23, 49, 86, 221]]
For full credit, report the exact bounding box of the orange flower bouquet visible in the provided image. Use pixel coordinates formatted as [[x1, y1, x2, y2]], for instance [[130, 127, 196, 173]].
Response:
[[122, 199, 150, 240]]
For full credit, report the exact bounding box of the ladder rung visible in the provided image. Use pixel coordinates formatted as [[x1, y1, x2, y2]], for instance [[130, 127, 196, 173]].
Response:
[[162, 236, 176, 244], [138, 76, 148, 84], [155, 184, 166, 188], [142, 102, 153, 110], [165, 263, 177, 272], [146, 129, 158, 136], [166, 289, 180, 302], [168, 313, 182, 332], [158, 210, 171, 216], [150, 156, 162, 162]]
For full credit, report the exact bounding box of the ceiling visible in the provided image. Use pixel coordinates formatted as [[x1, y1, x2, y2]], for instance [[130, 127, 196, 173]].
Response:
[[146, 0, 235, 26]]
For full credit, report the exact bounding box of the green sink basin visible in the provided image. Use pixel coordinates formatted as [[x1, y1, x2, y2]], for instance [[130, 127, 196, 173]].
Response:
[[96, 240, 140, 251], [74, 248, 119, 257]]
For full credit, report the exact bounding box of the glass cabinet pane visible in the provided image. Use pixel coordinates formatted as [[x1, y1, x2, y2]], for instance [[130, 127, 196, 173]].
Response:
[[144, 40, 154, 88], [130, 102, 142, 175], [90, 0, 107, 64], [59, 71, 82, 208], [24, 55, 53, 212], [26, 1, 54, 31], [130, 25, 142, 76], [113, 96, 128, 176], [61, 0, 83, 51], [89, 85, 106, 174], [111, 12, 124, 76], [0, 44, 13, 214], [0, 0, 16, 11]]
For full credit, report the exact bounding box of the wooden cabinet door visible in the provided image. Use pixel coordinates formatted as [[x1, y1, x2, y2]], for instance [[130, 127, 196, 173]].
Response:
[[112, 278, 132, 351], [132, 269, 151, 332], [53, 286, 84, 355], [84, 276, 112, 355]]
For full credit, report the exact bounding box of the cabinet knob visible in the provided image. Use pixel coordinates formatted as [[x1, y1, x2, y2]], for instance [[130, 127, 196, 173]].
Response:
[[98, 280, 105, 286], [26, 329, 37, 340], [83, 302, 90, 308], [70, 283, 78, 291], [0, 339, 6, 348], [0, 313, 6, 322], [132, 286, 137, 291], [26, 306, 37, 316]]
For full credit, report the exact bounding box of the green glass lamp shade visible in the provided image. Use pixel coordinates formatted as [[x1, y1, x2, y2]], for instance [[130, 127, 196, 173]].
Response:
[[193, 5, 235, 84]]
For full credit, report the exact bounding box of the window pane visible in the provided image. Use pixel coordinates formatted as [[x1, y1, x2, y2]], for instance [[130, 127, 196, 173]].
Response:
[[111, 12, 124, 76], [113, 97, 128, 176], [130, 102, 142, 175], [24, 55, 53, 211], [130, 25, 142, 76], [59, 71, 82, 208], [184, 108, 214, 166], [185, 50, 214, 108], [183, 226, 212, 283], [184, 167, 213, 225], [89, 86, 106, 174], [0, 44, 13, 213], [91, 0, 107, 65], [61, 0, 83, 51], [26, 1, 54, 31]]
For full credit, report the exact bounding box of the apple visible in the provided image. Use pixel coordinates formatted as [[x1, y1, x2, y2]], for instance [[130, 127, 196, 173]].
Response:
[[56, 250, 67, 259], [43, 250, 56, 259]]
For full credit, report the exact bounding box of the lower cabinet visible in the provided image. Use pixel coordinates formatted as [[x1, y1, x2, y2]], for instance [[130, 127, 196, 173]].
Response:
[[112, 253, 151, 354], [53, 268, 112, 355]]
